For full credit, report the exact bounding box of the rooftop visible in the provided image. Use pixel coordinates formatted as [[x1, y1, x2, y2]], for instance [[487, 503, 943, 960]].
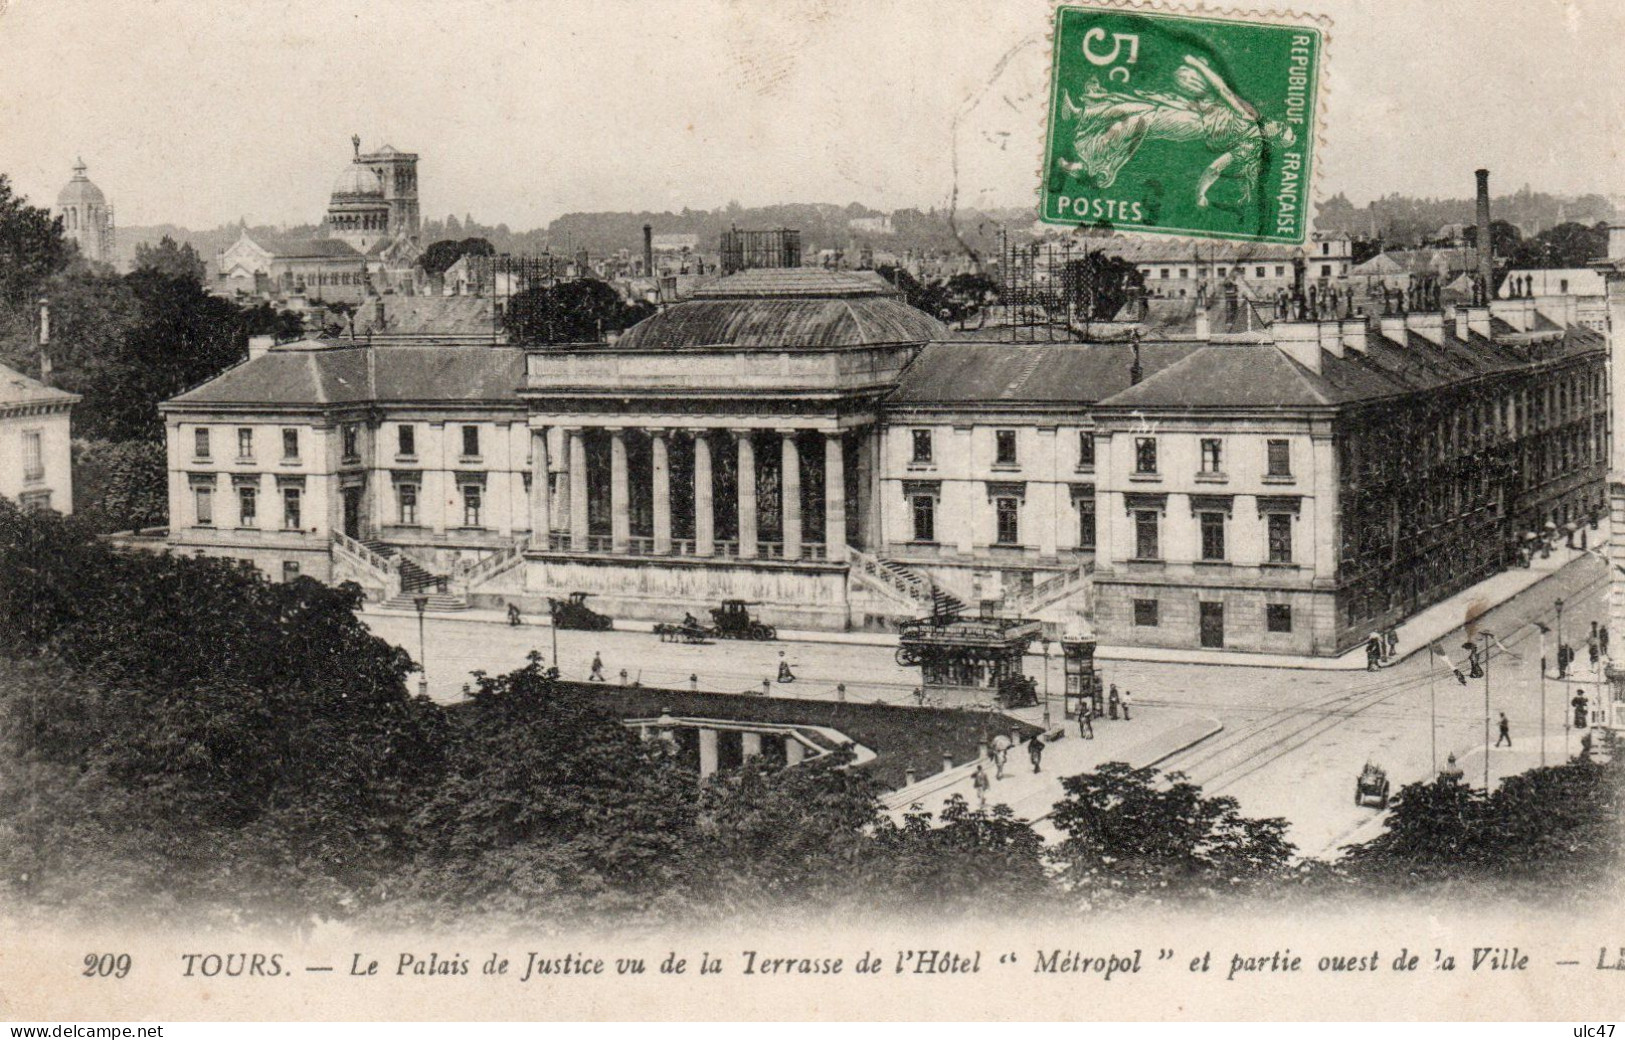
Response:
[[164, 342, 524, 410], [612, 267, 944, 352], [889, 340, 1200, 407], [0, 361, 78, 408]]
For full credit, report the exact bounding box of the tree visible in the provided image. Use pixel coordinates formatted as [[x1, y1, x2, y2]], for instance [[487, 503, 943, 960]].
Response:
[[1509, 221, 1608, 269], [503, 278, 655, 343], [1062, 251, 1146, 321], [418, 236, 495, 277], [1048, 762, 1295, 904], [70, 439, 168, 533], [0, 174, 68, 309], [133, 235, 207, 283]]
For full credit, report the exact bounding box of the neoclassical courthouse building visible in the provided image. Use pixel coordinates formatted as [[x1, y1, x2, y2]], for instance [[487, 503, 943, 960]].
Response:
[[162, 260, 1607, 657]]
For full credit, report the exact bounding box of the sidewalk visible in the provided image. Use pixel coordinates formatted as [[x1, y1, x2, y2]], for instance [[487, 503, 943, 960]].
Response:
[[360, 602, 901, 647], [1096, 531, 1606, 672], [881, 708, 1222, 828]]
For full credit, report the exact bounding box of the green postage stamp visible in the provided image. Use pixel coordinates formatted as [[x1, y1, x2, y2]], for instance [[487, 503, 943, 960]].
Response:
[[1040, 4, 1324, 243]]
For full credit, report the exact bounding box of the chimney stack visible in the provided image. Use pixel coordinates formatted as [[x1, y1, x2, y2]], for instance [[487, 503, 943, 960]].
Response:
[[36, 298, 51, 386], [1475, 168, 1494, 297], [643, 223, 654, 277]]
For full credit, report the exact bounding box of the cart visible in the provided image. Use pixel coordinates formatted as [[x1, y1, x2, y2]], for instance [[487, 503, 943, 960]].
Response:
[[549, 591, 614, 631], [710, 599, 776, 641], [655, 620, 712, 644], [1355, 762, 1391, 809]]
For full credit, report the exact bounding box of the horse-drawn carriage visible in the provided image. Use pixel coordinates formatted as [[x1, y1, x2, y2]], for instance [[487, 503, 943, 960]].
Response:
[[654, 617, 712, 644], [548, 591, 613, 631], [1355, 762, 1391, 809]]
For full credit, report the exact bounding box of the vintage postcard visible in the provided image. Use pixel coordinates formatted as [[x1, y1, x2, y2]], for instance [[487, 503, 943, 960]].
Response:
[[0, 0, 1622, 1027]]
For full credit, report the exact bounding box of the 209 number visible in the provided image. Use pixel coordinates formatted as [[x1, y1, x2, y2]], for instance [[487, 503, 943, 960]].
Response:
[[82, 953, 131, 978]]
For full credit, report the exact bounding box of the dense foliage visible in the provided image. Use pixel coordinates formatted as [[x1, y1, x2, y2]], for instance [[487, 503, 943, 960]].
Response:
[[502, 278, 655, 344]]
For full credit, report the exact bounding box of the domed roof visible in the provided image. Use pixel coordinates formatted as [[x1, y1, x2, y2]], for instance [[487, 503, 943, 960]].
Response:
[[331, 162, 382, 198], [614, 268, 946, 352], [57, 159, 106, 208]]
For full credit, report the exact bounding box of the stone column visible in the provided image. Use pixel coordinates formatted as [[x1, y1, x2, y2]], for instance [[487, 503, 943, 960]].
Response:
[[856, 426, 876, 551], [785, 737, 805, 765], [650, 428, 672, 555], [528, 427, 550, 545], [780, 430, 802, 560], [823, 432, 846, 559], [568, 428, 588, 550], [698, 727, 719, 778], [610, 428, 630, 553], [741, 731, 762, 760], [694, 431, 715, 557], [736, 430, 758, 559]]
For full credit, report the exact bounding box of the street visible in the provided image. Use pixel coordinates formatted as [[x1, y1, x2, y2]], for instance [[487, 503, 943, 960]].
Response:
[[362, 552, 1611, 860]]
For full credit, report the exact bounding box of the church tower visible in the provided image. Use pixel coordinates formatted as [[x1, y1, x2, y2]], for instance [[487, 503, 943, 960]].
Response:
[[56, 159, 116, 264], [357, 139, 420, 240]]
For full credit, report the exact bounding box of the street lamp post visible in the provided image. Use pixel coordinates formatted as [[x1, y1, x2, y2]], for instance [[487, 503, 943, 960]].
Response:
[[1041, 636, 1052, 730], [1538, 623, 1549, 770], [1556, 597, 1566, 678], [1427, 644, 1437, 776], [414, 594, 429, 697]]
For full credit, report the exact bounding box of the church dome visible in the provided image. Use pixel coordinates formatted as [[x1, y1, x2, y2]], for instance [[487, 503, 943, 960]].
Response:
[[331, 162, 382, 199], [57, 159, 106, 208]]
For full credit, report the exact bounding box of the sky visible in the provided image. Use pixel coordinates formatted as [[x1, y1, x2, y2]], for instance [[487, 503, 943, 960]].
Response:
[[0, 0, 1621, 230]]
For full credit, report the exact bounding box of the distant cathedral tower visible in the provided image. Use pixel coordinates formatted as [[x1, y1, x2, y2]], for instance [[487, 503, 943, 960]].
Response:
[[56, 158, 116, 264], [324, 135, 420, 252]]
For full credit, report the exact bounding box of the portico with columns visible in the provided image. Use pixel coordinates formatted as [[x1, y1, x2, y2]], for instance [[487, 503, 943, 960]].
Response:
[[516, 268, 942, 630]]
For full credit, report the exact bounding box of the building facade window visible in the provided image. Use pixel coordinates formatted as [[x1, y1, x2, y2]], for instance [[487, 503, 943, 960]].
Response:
[[1266, 439, 1291, 477], [282, 561, 300, 583], [282, 487, 302, 530], [21, 430, 43, 482], [461, 425, 481, 458], [994, 497, 1020, 545], [1135, 437, 1158, 474], [18, 490, 52, 512], [1077, 497, 1096, 550], [910, 429, 933, 464], [994, 429, 1017, 466], [912, 495, 935, 542], [398, 424, 415, 457], [282, 428, 299, 460], [1133, 599, 1159, 626], [238, 486, 257, 527], [1200, 438, 1223, 474], [398, 484, 419, 525], [194, 486, 213, 526], [1266, 604, 1293, 632], [1199, 511, 1227, 561], [1134, 509, 1160, 559], [1267, 513, 1293, 563], [1078, 431, 1095, 470], [237, 428, 253, 459], [342, 424, 360, 461], [462, 484, 483, 527], [194, 428, 211, 459]]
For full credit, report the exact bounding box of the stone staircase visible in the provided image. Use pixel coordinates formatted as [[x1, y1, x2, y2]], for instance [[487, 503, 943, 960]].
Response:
[[847, 546, 966, 618], [365, 539, 470, 611], [1003, 561, 1094, 616]]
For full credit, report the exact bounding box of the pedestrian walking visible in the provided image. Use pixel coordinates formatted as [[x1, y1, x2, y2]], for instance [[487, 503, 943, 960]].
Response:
[[776, 651, 796, 683], [1027, 734, 1045, 773], [1366, 632, 1382, 671], [507, 602, 522, 626], [990, 734, 1011, 779], [1079, 709, 1094, 740], [1120, 688, 1133, 721], [1495, 711, 1512, 747], [1108, 684, 1121, 720], [1385, 627, 1399, 660], [589, 652, 605, 682], [972, 765, 990, 809]]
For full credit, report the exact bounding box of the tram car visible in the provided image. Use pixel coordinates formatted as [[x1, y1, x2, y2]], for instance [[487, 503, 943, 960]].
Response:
[[896, 611, 1042, 709]]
